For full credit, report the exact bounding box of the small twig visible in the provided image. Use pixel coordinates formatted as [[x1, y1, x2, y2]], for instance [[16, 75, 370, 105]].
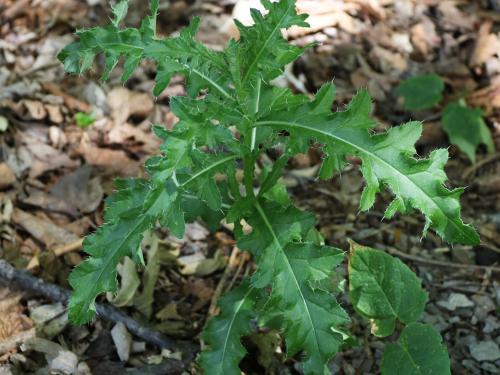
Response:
[[226, 252, 248, 293], [385, 246, 500, 274], [20, 62, 61, 78], [462, 152, 500, 180], [207, 247, 240, 317], [0, 259, 198, 364], [434, 284, 490, 296]]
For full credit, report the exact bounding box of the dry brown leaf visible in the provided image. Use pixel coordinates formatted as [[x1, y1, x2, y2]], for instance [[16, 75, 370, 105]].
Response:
[[0, 163, 16, 189], [27, 143, 79, 179], [48, 126, 68, 148], [44, 104, 64, 124], [106, 123, 160, 154], [370, 46, 407, 73], [19, 99, 47, 121], [346, 0, 385, 20], [17, 131, 79, 179], [437, 1, 476, 30], [184, 278, 214, 312], [475, 174, 500, 194], [76, 139, 140, 175], [107, 87, 154, 125], [50, 165, 103, 214], [468, 78, 500, 114], [11, 208, 79, 249], [0, 289, 34, 356], [42, 82, 90, 113], [20, 187, 78, 216], [411, 17, 440, 57], [470, 20, 500, 67], [225, 0, 361, 38]]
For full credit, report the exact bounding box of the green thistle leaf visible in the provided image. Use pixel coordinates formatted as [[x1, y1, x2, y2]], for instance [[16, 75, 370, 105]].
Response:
[[239, 200, 349, 374], [200, 279, 257, 375], [255, 87, 479, 245]]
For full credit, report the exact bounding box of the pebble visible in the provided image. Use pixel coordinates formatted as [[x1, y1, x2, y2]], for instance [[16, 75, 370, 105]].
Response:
[[483, 316, 499, 334], [469, 341, 500, 362], [437, 293, 474, 311], [481, 362, 499, 373], [111, 322, 132, 362]]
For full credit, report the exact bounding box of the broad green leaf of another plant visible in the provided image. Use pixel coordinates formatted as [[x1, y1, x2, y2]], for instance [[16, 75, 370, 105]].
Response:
[[255, 87, 479, 245], [395, 74, 444, 110], [200, 279, 257, 375], [381, 323, 451, 375], [348, 244, 428, 337], [442, 101, 495, 163]]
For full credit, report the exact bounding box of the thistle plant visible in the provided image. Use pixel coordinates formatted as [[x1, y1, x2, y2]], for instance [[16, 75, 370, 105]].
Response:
[[58, 1, 478, 373]]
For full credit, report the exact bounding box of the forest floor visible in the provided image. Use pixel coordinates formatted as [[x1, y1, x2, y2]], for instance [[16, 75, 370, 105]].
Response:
[[0, 0, 499, 374]]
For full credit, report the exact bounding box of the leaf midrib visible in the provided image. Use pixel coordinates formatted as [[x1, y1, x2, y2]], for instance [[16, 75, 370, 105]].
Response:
[[78, 156, 238, 317], [398, 342, 423, 375], [218, 287, 254, 371], [241, 3, 294, 85], [356, 254, 398, 318], [255, 120, 474, 243], [80, 40, 235, 101], [254, 202, 321, 355], [180, 155, 238, 187], [80, 216, 147, 316]]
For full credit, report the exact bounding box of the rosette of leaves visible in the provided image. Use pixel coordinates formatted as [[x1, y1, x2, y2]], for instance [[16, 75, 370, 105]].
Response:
[[59, 1, 476, 373]]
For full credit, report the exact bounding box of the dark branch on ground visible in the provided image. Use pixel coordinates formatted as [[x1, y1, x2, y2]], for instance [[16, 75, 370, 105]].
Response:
[[0, 259, 198, 367]]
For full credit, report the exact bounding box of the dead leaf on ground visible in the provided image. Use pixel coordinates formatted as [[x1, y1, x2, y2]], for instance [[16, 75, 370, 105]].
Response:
[[437, 1, 477, 30], [106, 122, 160, 154], [470, 20, 500, 67], [76, 139, 140, 176], [0, 163, 16, 189], [20, 187, 78, 217], [42, 82, 90, 113], [45, 104, 64, 124], [50, 165, 103, 214], [134, 232, 161, 319], [15, 99, 47, 121], [0, 194, 14, 224], [177, 250, 226, 277], [411, 16, 441, 57], [30, 302, 68, 339], [21, 337, 84, 374], [11, 208, 79, 249], [110, 322, 132, 362], [107, 87, 154, 126], [183, 278, 214, 312], [184, 222, 209, 241], [369, 46, 408, 74], [107, 257, 140, 308], [0, 289, 35, 356], [16, 132, 79, 179], [468, 78, 500, 114]]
